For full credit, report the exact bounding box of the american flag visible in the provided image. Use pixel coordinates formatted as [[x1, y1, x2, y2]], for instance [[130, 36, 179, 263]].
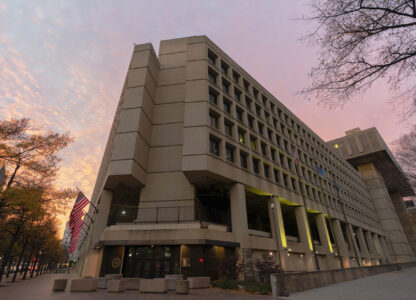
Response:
[[68, 192, 89, 253]]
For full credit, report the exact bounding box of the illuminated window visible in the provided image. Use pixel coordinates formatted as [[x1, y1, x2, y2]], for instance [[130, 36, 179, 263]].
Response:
[[238, 130, 246, 144], [250, 137, 257, 151]]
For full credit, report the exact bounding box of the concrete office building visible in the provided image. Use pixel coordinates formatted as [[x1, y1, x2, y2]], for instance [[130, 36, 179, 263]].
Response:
[[78, 36, 415, 280]]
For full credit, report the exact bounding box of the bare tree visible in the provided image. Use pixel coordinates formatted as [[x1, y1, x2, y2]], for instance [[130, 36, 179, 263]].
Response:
[[303, 0, 416, 115], [395, 125, 416, 189]]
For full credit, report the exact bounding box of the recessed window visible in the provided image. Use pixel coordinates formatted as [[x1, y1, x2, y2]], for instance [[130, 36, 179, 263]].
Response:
[[245, 96, 252, 110], [208, 69, 217, 84], [267, 129, 273, 141], [273, 118, 278, 129], [283, 173, 289, 187], [279, 153, 285, 166], [223, 99, 231, 114], [208, 50, 217, 65], [258, 123, 264, 136], [250, 136, 257, 151], [253, 88, 259, 99], [271, 148, 276, 161], [209, 136, 220, 156], [225, 121, 233, 137], [238, 130, 246, 144], [252, 158, 260, 173], [226, 145, 234, 162], [221, 61, 229, 74], [243, 80, 250, 92], [248, 116, 254, 129], [209, 89, 218, 105], [261, 142, 267, 156], [234, 88, 241, 102], [240, 152, 248, 168], [276, 134, 282, 147], [262, 95, 267, 106], [232, 71, 240, 83], [273, 169, 279, 183], [222, 79, 230, 94], [209, 112, 219, 129], [255, 104, 261, 117], [236, 108, 244, 122], [264, 164, 270, 178]]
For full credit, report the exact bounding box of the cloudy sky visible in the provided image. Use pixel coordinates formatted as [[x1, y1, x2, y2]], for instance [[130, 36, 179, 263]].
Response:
[[1, 0, 415, 235]]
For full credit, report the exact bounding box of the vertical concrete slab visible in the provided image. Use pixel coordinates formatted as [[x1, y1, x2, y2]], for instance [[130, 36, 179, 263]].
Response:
[[295, 207, 316, 271], [332, 219, 351, 268], [268, 197, 288, 270]]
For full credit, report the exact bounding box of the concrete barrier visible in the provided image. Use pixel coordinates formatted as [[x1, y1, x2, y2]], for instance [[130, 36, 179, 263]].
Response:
[[139, 278, 168, 293], [70, 278, 98, 292], [188, 277, 210, 289], [122, 278, 141, 290], [107, 279, 126, 292], [52, 279, 67, 291], [165, 274, 183, 291], [176, 280, 190, 294], [98, 274, 123, 289], [272, 262, 416, 296]]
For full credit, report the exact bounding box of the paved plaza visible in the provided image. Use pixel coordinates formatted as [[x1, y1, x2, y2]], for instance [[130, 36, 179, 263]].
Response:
[[0, 267, 416, 300]]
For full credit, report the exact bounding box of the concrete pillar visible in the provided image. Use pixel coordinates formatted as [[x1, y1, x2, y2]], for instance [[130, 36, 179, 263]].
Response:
[[347, 224, 363, 266], [379, 235, 393, 263], [230, 183, 252, 279], [356, 228, 371, 264], [364, 230, 379, 263], [295, 206, 316, 271], [372, 234, 387, 264], [268, 197, 288, 270], [315, 214, 333, 254], [357, 163, 415, 263], [92, 189, 113, 246], [331, 219, 351, 268]]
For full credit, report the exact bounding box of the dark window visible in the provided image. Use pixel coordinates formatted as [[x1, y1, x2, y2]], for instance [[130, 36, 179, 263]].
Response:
[[243, 80, 250, 92], [273, 169, 279, 182], [248, 116, 254, 129], [222, 79, 230, 94], [273, 118, 277, 129], [264, 164, 270, 178], [287, 158, 293, 170], [271, 148, 276, 161], [232, 71, 240, 83], [267, 129, 273, 141], [276, 134, 282, 147], [209, 112, 218, 129], [261, 142, 267, 156], [236, 109, 243, 122], [209, 90, 217, 105], [283, 173, 289, 187], [223, 100, 231, 113], [252, 158, 260, 173], [208, 70, 217, 84], [225, 122, 233, 137], [208, 50, 217, 65], [262, 95, 267, 106], [253, 88, 259, 99], [209, 137, 220, 156], [279, 153, 285, 166], [107, 188, 140, 226], [258, 122, 264, 135], [234, 88, 241, 102], [255, 104, 261, 116], [226, 145, 234, 162], [240, 152, 248, 168], [221, 61, 229, 74], [245, 97, 252, 110]]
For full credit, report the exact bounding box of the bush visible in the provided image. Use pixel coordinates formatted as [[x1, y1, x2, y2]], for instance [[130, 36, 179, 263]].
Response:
[[255, 253, 282, 282], [212, 280, 271, 295]]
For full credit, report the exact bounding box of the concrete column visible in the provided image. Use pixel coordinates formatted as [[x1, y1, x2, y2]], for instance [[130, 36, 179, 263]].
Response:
[[372, 234, 387, 264], [379, 235, 393, 263], [356, 228, 371, 264], [357, 163, 415, 263], [315, 214, 333, 254], [331, 219, 351, 268], [230, 183, 252, 279], [364, 230, 379, 263], [268, 197, 288, 270], [92, 189, 113, 246], [294, 206, 316, 271], [347, 224, 363, 266]]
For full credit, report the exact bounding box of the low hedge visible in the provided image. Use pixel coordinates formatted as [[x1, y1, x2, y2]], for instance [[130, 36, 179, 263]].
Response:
[[212, 280, 271, 295]]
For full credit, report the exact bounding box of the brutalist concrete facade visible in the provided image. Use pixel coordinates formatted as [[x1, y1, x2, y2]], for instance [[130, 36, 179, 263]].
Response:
[[77, 36, 415, 280]]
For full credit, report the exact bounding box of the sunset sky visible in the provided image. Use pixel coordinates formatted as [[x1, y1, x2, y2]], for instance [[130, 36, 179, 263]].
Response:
[[1, 0, 415, 236]]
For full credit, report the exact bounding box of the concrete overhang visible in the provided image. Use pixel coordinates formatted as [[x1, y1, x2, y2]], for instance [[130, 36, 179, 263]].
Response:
[[328, 127, 414, 197]]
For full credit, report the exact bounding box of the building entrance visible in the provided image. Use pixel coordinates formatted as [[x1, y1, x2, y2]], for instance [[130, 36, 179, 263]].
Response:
[[123, 246, 180, 278]]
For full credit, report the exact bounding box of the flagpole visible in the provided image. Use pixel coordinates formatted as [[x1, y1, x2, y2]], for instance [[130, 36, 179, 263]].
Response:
[[75, 187, 99, 213]]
